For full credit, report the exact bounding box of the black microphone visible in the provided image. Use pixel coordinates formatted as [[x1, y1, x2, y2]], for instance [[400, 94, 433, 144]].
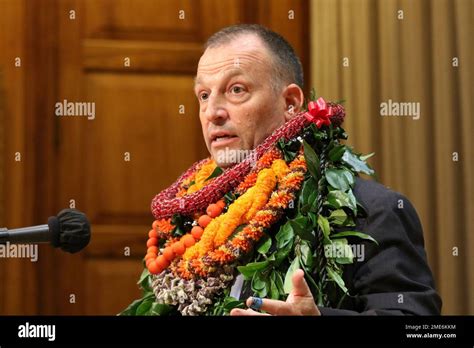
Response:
[[0, 209, 91, 253]]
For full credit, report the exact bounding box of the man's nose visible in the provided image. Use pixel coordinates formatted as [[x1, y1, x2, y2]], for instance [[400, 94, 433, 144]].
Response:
[[205, 94, 229, 124]]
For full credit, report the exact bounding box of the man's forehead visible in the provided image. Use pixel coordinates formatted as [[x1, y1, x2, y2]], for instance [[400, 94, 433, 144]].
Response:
[[195, 51, 271, 87], [194, 66, 245, 86], [196, 34, 272, 76], [200, 33, 268, 63], [196, 52, 257, 75]]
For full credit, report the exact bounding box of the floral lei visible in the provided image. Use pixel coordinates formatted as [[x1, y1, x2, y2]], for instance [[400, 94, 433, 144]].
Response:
[[120, 97, 377, 316]]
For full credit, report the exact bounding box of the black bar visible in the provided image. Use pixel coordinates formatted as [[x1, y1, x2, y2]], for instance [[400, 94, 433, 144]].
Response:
[[0, 315, 472, 346]]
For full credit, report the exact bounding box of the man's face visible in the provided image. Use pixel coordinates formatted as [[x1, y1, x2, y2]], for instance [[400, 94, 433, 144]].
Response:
[[194, 34, 288, 167]]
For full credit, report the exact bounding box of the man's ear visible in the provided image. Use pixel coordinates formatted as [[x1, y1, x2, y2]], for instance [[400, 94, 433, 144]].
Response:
[[283, 83, 304, 121]]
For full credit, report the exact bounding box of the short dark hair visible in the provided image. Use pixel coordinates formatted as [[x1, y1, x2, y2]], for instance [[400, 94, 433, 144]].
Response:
[[204, 24, 304, 90]]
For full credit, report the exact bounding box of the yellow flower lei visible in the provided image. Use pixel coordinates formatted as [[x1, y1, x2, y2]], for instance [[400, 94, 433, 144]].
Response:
[[183, 164, 278, 261]]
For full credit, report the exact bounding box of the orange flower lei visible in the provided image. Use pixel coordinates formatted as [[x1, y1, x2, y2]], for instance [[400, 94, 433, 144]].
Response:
[[191, 151, 306, 278], [186, 160, 217, 194], [176, 159, 216, 197], [144, 145, 307, 280]]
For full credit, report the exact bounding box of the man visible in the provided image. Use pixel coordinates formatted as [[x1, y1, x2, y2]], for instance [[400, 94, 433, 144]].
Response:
[[193, 24, 441, 316]]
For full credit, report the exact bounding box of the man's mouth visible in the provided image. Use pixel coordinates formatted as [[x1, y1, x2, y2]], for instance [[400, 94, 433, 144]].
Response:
[[210, 132, 239, 148]]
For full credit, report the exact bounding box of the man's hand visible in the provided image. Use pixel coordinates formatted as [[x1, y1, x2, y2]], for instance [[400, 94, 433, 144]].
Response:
[[230, 269, 321, 316]]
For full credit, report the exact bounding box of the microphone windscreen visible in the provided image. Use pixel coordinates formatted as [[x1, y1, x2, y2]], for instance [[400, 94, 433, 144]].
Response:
[[56, 209, 91, 253], [48, 215, 60, 247]]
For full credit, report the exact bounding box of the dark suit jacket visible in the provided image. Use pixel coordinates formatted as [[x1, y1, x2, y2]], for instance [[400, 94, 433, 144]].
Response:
[[319, 178, 442, 315]]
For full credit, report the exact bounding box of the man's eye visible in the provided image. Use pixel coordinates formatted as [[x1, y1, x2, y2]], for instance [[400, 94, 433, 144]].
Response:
[[199, 92, 209, 101], [230, 86, 244, 94]]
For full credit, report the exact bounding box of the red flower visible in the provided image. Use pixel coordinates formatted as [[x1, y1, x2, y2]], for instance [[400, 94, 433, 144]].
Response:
[[328, 102, 346, 128], [304, 97, 333, 128]]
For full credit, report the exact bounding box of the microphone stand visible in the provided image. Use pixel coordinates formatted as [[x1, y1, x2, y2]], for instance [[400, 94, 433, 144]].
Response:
[[0, 225, 51, 244]]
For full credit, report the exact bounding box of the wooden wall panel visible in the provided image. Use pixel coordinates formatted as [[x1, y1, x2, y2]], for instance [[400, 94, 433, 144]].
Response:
[[84, 259, 142, 315], [82, 73, 205, 223], [84, 0, 200, 39], [0, 0, 58, 315], [83, 40, 203, 73]]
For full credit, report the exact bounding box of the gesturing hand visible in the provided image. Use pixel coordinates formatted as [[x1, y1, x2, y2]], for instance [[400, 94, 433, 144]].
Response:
[[230, 269, 321, 316]]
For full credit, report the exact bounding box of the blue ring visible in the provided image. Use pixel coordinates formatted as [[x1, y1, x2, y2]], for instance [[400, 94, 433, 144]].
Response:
[[249, 297, 263, 310]]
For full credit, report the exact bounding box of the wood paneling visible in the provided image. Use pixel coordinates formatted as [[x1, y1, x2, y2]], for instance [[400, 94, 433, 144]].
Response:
[[83, 40, 203, 73], [84, 225, 147, 258], [84, 259, 142, 315], [83, 0, 200, 38], [0, 0, 58, 315], [82, 73, 205, 223]]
